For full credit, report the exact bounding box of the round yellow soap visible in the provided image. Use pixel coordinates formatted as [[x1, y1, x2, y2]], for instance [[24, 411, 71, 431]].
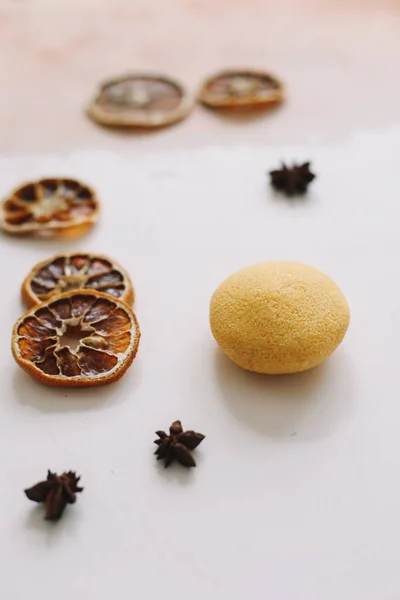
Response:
[[210, 261, 350, 374]]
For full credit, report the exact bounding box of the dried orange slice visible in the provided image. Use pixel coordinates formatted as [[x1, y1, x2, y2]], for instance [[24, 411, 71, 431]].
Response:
[[22, 253, 134, 308], [198, 69, 284, 110], [12, 290, 140, 387], [87, 73, 194, 128], [1, 178, 99, 237]]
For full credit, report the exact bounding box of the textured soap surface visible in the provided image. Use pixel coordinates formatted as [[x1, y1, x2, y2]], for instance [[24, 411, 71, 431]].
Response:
[[210, 261, 350, 374]]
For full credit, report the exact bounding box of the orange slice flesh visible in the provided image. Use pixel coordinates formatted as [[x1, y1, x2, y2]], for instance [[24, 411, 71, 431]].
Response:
[[21, 253, 134, 308], [198, 69, 284, 110], [1, 178, 99, 236], [12, 290, 140, 387], [87, 73, 194, 128]]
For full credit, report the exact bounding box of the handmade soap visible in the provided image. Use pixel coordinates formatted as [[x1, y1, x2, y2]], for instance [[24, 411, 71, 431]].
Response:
[[210, 261, 350, 374]]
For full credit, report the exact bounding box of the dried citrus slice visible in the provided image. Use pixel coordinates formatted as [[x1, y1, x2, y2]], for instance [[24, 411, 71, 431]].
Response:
[[12, 290, 140, 387], [1, 178, 99, 236], [87, 73, 194, 128], [22, 253, 134, 308], [198, 69, 284, 110]]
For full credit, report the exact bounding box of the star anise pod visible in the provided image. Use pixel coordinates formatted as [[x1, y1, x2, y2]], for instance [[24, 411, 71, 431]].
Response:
[[269, 162, 315, 196], [154, 420, 205, 468], [24, 470, 83, 521]]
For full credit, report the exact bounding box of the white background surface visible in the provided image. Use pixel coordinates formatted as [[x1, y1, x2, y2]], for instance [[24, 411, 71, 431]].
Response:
[[0, 133, 399, 599]]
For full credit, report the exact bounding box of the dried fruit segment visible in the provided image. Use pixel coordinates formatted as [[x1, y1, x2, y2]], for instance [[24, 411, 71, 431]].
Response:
[[104, 332, 131, 354], [12, 290, 140, 387], [35, 307, 62, 330], [79, 348, 118, 376], [22, 253, 134, 308], [83, 297, 116, 323], [51, 298, 72, 320], [17, 316, 56, 340], [37, 349, 60, 376], [87, 73, 194, 128], [1, 178, 99, 236], [94, 308, 132, 335], [198, 70, 284, 110], [71, 294, 97, 319], [18, 338, 56, 363], [55, 347, 82, 377], [82, 335, 109, 351]]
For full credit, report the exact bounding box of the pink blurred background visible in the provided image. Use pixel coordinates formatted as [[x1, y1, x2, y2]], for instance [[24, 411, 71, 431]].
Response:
[[1, 0, 399, 153]]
